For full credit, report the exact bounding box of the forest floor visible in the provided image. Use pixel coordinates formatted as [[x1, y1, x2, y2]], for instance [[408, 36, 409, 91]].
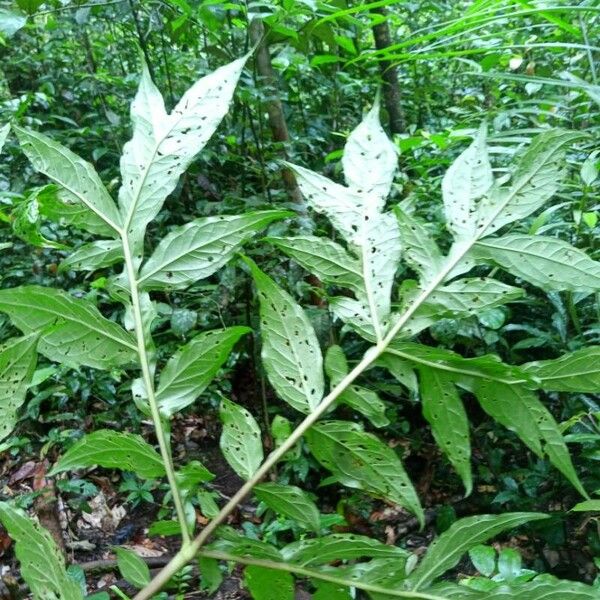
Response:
[[1, 410, 597, 598]]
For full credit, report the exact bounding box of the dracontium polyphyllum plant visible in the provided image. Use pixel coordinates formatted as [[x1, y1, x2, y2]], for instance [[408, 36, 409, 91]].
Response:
[[0, 57, 600, 600]]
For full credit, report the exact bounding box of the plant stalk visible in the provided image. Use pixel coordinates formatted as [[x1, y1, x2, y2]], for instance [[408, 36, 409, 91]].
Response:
[[136, 128, 552, 597], [197, 550, 447, 600], [134, 250, 470, 599], [122, 234, 191, 546]]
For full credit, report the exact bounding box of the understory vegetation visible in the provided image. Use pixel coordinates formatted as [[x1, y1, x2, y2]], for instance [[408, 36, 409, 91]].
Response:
[[1, 1, 600, 598]]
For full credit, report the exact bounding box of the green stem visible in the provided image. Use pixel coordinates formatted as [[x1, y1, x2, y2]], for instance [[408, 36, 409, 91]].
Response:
[[122, 233, 191, 546], [198, 550, 447, 600]]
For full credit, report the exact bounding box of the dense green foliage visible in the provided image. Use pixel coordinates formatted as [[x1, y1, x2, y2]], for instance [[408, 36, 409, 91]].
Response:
[[1, 1, 600, 599]]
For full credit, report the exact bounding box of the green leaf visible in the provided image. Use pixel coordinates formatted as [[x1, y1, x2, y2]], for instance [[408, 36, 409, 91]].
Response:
[[12, 195, 68, 250], [0, 8, 27, 37], [442, 123, 493, 241], [50, 430, 166, 479], [265, 235, 363, 292], [317, 558, 409, 591], [395, 207, 444, 285], [325, 345, 389, 427], [419, 369, 471, 495], [474, 381, 586, 497], [118, 55, 249, 251], [306, 421, 423, 526], [498, 548, 521, 581], [281, 533, 409, 566], [469, 544, 496, 577], [243, 257, 324, 413], [472, 234, 600, 292], [37, 184, 114, 237], [406, 512, 547, 589], [386, 343, 526, 388], [207, 526, 282, 561], [244, 565, 294, 600], [156, 326, 250, 416], [139, 211, 290, 290], [376, 353, 418, 393], [198, 556, 223, 594], [523, 347, 600, 393], [0, 334, 39, 441], [176, 460, 215, 498], [254, 482, 320, 532], [59, 240, 123, 272], [114, 547, 151, 589], [313, 581, 352, 600], [14, 126, 122, 234], [0, 123, 10, 153], [572, 500, 600, 512], [441, 575, 600, 599], [0, 502, 83, 600], [0, 286, 136, 370], [219, 397, 263, 480], [475, 130, 582, 237]]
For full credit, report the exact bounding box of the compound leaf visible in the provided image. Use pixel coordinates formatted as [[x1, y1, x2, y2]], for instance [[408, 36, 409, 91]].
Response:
[[119, 56, 248, 251]]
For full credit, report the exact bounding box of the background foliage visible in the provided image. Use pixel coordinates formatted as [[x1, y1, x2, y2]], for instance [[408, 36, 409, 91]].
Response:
[[1, 0, 600, 598]]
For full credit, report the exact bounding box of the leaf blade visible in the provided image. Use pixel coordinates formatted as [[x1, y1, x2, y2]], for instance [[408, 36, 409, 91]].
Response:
[[156, 327, 251, 416], [50, 430, 166, 479], [244, 257, 324, 413], [14, 126, 122, 234], [219, 397, 263, 481]]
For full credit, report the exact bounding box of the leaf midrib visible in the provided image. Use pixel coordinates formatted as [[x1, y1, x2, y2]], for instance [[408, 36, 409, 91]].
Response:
[[0, 297, 136, 352]]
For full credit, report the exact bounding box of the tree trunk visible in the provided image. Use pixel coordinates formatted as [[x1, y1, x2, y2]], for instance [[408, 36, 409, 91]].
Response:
[[249, 18, 304, 205], [371, 8, 405, 134]]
